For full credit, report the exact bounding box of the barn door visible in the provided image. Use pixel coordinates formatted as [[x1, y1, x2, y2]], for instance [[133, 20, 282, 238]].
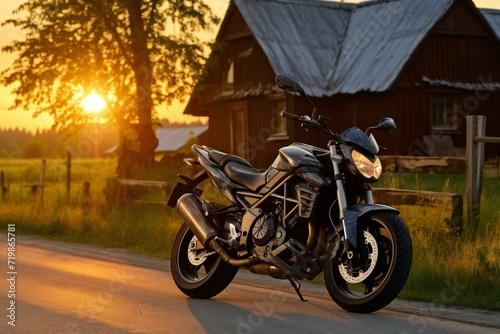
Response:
[[230, 102, 248, 159]]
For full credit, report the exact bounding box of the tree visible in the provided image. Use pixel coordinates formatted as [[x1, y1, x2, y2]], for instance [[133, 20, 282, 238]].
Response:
[[1, 0, 219, 176], [22, 138, 47, 159]]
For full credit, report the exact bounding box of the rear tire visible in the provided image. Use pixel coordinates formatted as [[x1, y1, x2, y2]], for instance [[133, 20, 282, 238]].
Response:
[[324, 212, 412, 313], [171, 223, 239, 299]]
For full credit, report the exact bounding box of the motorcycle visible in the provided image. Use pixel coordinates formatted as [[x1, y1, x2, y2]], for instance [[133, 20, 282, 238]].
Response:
[[167, 74, 412, 313]]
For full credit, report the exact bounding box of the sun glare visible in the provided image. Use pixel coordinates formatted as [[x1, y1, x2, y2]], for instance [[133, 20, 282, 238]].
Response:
[[81, 93, 106, 113]]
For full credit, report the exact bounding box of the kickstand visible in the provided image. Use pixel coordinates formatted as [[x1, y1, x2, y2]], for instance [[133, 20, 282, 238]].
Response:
[[288, 278, 307, 302]]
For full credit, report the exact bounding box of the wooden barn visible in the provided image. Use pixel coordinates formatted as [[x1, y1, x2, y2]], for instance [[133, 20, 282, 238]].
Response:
[[185, 0, 500, 169]]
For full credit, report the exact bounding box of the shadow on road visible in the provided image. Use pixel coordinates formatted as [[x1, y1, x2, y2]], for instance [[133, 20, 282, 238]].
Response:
[[185, 296, 446, 334]]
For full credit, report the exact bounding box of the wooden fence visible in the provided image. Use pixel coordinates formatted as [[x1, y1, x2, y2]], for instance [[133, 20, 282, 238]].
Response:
[[0, 153, 84, 204], [379, 156, 465, 174], [466, 115, 500, 236], [116, 179, 170, 206], [372, 188, 463, 234]]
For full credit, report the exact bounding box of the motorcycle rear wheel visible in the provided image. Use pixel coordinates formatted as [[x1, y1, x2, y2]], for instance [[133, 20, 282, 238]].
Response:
[[324, 212, 412, 313], [171, 222, 239, 299]]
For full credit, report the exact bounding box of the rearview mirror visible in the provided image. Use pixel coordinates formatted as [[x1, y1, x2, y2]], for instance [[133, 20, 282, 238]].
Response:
[[275, 75, 306, 95], [377, 118, 397, 135]]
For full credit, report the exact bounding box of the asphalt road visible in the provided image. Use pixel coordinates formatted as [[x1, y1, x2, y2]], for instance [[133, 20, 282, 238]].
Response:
[[0, 234, 499, 333]]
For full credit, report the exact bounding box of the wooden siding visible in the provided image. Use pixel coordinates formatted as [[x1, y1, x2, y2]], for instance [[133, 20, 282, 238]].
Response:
[[187, 35, 279, 113], [395, 0, 500, 157], [398, 35, 500, 85], [207, 104, 232, 153], [219, 5, 252, 41], [434, 0, 490, 36]]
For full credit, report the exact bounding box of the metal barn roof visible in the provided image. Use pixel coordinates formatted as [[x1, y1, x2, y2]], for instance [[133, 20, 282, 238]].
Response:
[[235, 0, 353, 97], [155, 126, 208, 153], [329, 0, 452, 94], [104, 126, 208, 154], [234, 0, 497, 96], [481, 9, 500, 38]]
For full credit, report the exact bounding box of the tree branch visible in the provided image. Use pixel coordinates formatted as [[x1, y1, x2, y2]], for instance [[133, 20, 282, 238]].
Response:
[[145, 0, 160, 36], [84, 0, 134, 69]]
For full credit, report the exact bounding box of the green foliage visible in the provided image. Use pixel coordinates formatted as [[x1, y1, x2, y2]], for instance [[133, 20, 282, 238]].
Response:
[[391, 204, 499, 310], [0, 125, 119, 159], [0, 128, 32, 158], [22, 138, 46, 158], [377, 173, 500, 235], [0, 158, 182, 256], [373, 173, 500, 311]]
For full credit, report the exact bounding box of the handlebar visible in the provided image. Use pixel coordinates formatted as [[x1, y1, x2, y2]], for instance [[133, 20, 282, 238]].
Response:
[[280, 110, 301, 121], [280, 110, 333, 134], [280, 110, 322, 126]]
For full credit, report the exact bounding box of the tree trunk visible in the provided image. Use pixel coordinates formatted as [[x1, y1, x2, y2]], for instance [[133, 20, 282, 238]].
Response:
[[118, 0, 158, 177]]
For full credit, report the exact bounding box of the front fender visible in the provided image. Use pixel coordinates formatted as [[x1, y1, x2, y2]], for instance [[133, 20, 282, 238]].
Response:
[[343, 204, 400, 249]]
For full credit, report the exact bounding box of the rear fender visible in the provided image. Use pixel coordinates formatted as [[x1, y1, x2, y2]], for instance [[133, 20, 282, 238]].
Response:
[[192, 145, 247, 205], [343, 204, 400, 249], [167, 170, 208, 208]]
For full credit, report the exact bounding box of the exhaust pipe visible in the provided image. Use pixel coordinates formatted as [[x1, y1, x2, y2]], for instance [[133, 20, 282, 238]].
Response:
[[176, 193, 262, 268], [176, 193, 219, 248], [248, 263, 288, 279]]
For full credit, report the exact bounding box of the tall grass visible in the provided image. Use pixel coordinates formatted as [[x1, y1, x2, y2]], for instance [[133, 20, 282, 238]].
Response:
[[0, 158, 183, 257], [377, 172, 500, 235], [376, 173, 500, 310], [395, 205, 499, 310], [0, 160, 498, 310]]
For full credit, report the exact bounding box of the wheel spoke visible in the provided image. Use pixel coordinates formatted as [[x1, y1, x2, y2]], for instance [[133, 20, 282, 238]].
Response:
[[201, 255, 217, 274], [363, 276, 376, 294], [376, 236, 392, 273], [191, 264, 201, 279]]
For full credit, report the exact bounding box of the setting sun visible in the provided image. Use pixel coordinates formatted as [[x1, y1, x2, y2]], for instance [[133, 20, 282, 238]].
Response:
[[81, 92, 106, 113]]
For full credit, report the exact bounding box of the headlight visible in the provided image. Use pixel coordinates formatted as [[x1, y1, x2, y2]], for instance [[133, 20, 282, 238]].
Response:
[[351, 150, 382, 180]]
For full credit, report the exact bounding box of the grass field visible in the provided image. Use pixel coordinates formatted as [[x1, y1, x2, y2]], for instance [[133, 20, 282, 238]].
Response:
[[0, 158, 498, 311]]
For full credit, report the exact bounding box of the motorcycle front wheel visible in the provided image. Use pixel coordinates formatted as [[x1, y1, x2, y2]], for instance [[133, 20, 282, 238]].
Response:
[[324, 212, 412, 313], [171, 222, 239, 299]]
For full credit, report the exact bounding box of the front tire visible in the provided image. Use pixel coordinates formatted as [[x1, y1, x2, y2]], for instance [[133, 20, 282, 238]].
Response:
[[324, 212, 412, 313], [171, 223, 239, 299]]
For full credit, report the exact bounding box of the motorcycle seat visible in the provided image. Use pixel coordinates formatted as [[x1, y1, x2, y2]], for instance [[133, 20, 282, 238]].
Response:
[[208, 149, 267, 191], [208, 149, 252, 168], [223, 162, 267, 192]]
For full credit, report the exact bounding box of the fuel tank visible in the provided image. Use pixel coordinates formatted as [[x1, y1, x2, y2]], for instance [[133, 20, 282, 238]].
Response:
[[271, 143, 327, 171]]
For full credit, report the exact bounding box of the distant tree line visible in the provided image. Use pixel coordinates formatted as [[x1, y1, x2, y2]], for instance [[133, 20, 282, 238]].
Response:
[[0, 119, 206, 159], [0, 128, 60, 158], [0, 126, 113, 159]]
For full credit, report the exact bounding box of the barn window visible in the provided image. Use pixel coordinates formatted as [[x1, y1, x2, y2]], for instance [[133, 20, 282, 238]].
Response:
[[268, 97, 288, 141], [431, 95, 460, 131], [225, 60, 234, 85]]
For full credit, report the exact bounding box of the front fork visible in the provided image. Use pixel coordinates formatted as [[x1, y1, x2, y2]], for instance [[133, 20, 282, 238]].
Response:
[[329, 142, 374, 250]]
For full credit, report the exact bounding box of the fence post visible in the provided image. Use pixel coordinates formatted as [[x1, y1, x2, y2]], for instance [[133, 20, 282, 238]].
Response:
[[40, 159, 47, 205], [1, 171, 6, 200], [83, 181, 90, 197], [466, 115, 486, 237]]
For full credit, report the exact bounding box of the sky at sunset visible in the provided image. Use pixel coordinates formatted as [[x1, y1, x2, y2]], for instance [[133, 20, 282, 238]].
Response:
[[1, 0, 499, 132]]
